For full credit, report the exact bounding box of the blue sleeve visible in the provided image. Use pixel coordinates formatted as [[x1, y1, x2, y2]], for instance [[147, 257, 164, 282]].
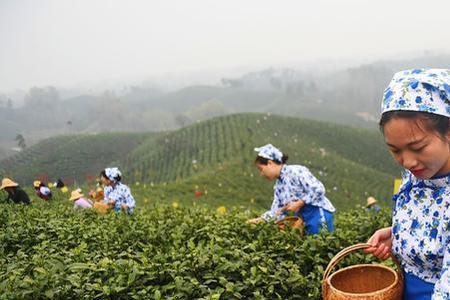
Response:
[[261, 196, 281, 221], [432, 230, 450, 298], [103, 187, 111, 204], [433, 250, 450, 298], [122, 185, 136, 209]]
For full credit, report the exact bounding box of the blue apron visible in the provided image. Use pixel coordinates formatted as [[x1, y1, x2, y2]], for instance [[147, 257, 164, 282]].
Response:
[[297, 204, 334, 234], [403, 272, 434, 300]]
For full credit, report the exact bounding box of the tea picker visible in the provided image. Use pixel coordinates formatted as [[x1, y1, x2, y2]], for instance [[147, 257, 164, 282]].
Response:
[[247, 143, 335, 235], [365, 69, 450, 299]]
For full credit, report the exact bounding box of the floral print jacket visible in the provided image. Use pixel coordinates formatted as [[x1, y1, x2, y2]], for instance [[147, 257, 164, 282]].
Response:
[[262, 164, 335, 221], [392, 170, 450, 299], [104, 182, 136, 214]]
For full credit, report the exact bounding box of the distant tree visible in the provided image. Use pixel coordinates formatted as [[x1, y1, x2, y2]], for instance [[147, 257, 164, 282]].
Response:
[[15, 134, 26, 149], [0, 95, 11, 108], [221, 78, 243, 88], [185, 99, 227, 121], [24, 86, 60, 108], [175, 114, 191, 128], [270, 78, 283, 90]]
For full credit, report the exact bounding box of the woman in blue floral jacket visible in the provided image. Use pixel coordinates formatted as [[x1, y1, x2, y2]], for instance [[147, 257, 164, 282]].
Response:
[[247, 144, 335, 235], [366, 69, 450, 299], [100, 167, 136, 214]]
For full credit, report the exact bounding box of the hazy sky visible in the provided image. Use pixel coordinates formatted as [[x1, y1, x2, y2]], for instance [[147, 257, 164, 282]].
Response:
[[1, 0, 449, 92]]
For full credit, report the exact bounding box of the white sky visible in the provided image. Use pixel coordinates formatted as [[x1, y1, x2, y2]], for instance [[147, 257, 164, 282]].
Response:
[[1, 0, 449, 92]]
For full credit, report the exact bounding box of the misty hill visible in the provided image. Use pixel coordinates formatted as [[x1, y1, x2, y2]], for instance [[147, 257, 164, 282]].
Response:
[[0, 113, 400, 210], [2, 54, 447, 160], [220, 54, 450, 125]]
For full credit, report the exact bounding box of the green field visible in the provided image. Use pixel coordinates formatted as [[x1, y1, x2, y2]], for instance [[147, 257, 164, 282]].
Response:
[[0, 113, 400, 210], [0, 113, 400, 298], [0, 193, 392, 300]]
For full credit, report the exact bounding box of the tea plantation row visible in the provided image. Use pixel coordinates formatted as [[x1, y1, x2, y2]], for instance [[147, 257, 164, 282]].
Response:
[[0, 199, 391, 299]]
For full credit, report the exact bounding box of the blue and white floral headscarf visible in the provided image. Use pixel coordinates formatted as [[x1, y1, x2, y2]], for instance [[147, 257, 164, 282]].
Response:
[[254, 144, 283, 162], [105, 167, 122, 182], [381, 69, 450, 116]]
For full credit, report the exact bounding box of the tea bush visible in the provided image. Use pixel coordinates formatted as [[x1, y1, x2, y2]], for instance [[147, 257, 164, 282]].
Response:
[[0, 200, 391, 299]]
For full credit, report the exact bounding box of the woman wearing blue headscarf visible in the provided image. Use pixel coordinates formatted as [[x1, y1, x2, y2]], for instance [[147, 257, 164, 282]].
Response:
[[100, 167, 136, 214], [366, 69, 450, 299], [247, 144, 335, 235]]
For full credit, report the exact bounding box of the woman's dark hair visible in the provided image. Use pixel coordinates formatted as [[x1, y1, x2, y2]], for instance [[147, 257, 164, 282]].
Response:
[[254, 155, 289, 165], [55, 179, 65, 188], [100, 170, 121, 182], [5, 187, 16, 195], [379, 111, 449, 138]]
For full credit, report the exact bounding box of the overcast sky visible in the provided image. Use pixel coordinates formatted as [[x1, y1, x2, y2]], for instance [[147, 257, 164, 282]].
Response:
[[1, 0, 449, 92]]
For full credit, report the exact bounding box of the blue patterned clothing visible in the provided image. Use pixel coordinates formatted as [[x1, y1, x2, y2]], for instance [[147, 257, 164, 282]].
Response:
[[261, 164, 335, 222], [367, 204, 381, 213], [103, 182, 136, 214], [392, 170, 450, 299], [382, 69, 450, 117]]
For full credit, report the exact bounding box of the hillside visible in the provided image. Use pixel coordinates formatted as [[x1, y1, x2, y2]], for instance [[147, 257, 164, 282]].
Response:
[[122, 113, 399, 210], [1, 113, 399, 210], [0, 132, 155, 185], [1, 54, 449, 160]]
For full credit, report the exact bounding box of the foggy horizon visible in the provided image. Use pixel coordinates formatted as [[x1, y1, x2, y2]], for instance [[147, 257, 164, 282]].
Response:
[[1, 0, 450, 93]]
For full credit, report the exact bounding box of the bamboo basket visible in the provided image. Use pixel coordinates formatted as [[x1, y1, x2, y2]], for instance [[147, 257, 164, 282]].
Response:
[[322, 243, 403, 300], [93, 202, 110, 215], [276, 216, 304, 231]]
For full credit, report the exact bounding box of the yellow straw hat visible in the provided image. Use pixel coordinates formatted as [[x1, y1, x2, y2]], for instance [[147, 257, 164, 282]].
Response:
[[366, 196, 377, 207], [33, 180, 41, 188], [69, 190, 84, 201], [0, 178, 19, 190]]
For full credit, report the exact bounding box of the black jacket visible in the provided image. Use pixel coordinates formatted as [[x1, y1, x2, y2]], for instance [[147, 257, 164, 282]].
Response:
[[4, 187, 31, 205]]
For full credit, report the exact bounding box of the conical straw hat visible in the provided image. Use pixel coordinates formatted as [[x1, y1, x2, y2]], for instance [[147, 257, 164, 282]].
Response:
[[69, 190, 84, 201], [0, 178, 19, 190], [366, 196, 377, 207]]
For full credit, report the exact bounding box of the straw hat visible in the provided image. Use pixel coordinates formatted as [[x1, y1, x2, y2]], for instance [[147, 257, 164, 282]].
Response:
[[0, 178, 19, 190], [69, 190, 84, 201], [366, 196, 377, 207], [33, 180, 41, 188]]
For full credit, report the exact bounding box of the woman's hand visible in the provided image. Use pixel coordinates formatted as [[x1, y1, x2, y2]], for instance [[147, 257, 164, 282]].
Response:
[[277, 200, 305, 215], [365, 227, 393, 260], [247, 217, 264, 224], [285, 200, 305, 212], [121, 204, 129, 211], [108, 198, 116, 206]]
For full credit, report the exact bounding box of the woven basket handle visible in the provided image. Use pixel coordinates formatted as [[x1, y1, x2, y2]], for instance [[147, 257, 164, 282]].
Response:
[[276, 216, 302, 224], [322, 243, 402, 281]]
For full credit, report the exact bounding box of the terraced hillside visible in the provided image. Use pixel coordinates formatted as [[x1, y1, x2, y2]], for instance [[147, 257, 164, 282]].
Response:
[[1, 113, 400, 209], [0, 132, 155, 184], [122, 113, 400, 209]]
